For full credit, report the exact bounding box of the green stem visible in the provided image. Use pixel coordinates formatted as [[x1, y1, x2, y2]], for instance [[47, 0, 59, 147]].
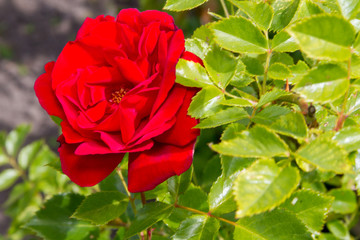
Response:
[[116, 167, 137, 215], [220, 0, 230, 18], [174, 203, 238, 227], [334, 55, 352, 131], [141, 192, 152, 240]]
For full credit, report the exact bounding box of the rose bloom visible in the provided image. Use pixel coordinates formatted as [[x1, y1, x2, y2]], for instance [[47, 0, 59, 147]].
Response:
[[34, 9, 202, 192]]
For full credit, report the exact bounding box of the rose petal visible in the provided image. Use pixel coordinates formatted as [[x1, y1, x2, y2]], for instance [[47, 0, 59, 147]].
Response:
[[59, 136, 123, 187], [127, 141, 195, 192], [139, 10, 176, 31], [151, 30, 185, 117], [52, 42, 104, 88], [181, 51, 204, 66], [155, 87, 199, 146], [116, 9, 141, 32], [34, 61, 66, 120], [76, 15, 115, 40]]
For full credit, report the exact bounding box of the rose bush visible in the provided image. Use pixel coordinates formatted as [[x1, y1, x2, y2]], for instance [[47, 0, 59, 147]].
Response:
[[34, 8, 202, 192]]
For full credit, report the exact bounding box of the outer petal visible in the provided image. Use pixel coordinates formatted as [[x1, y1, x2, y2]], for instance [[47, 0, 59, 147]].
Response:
[[127, 141, 195, 192], [155, 86, 199, 146], [181, 51, 203, 66], [58, 136, 123, 187], [34, 61, 65, 120]]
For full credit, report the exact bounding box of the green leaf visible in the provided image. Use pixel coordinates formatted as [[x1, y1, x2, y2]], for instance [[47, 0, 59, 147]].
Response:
[[0, 169, 19, 191], [221, 123, 246, 141], [328, 189, 357, 214], [0, 147, 9, 166], [257, 89, 291, 108], [292, 0, 324, 21], [72, 191, 128, 225], [178, 184, 208, 212], [229, 0, 274, 30], [176, 58, 212, 88], [268, 112, 308, 139], [212, 125, 289, 158], [234, 208, 312, 240], [209, 156, 255, 214], [18, 140, 42, 170], [50, 115, 62, 126], [164, 0, 207, 11], [272, 31, 299, 52], [333, 126, 360, 152], [185, 38, 210, 60], [125, 202, 174, 238], [288, 60, 309, 84], [221, 98, 253, 107], [252, 105, 291, 125], [210, 16, 268, 54], [337, 0, 360, 20], [204, 46, 237, 88], [327, 220, 350, 240], [280, 190, 333, 233], [25, 194, 98, 240], [241, 56, 264, 76], [188, 86, 224, 118], [268, 63, 291, 80], [192, 24, 214, 44], [195, 107, 248, 129], [294, 63, 349, 103], [5, 124, 30, 157], [168, 167, 193, 198], [271, 0, 300, 31], [287, 14, 355, 61], [173, 215, 220, 240], [296, 136, 351, 173], [233, 159, 300, 218]]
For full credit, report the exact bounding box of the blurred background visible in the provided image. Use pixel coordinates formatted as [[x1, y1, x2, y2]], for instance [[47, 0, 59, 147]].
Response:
[[0, 0, 221, 236]]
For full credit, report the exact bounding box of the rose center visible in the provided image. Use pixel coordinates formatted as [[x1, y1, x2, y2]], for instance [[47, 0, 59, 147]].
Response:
[[109, 88, 128, 104]]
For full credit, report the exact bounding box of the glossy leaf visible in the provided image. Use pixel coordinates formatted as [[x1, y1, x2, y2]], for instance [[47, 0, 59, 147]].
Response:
[[178, 184, 208, 212], [209, 156, 255, 214], [5, 124, 30, 157], [185, 38, 210, 59], [327, 220, 350, 240], [212, 125, 289, 158], [272, 31, 299, 52], [229, 0, 274, 30], [257, 89, 291, 108], [204, 46, 237, 88], [18, 140, 42, 170], [328, 189, 357, 214], [268, 63, 291, 80], [294, 63, 349, 103], [168, 167, 193, 198], [233, 159, 300, 217], [296, 136, 350, 173], [241, 56, 264, 76], [125, 202, 174, 238], [0, 169, 19, 192], [72, 191, 128, 225], [292, 0, 324, 21], [280, 190, 333, 233], [288, 60, 309, 84], [287, 14, 355, 61], [337, 0, 360, 20], [333, 126, 360, 152], [176, 59, 212, 88], [188, 86, 224, 119], [195, 107, 248, 129], [25, 194, 98, 240], [234, 208, 312, 240], [253, 105, 292, 125], [271, 0, 300, 31], [173, 215, 220, 240], [269, 112, 308, 139], [164, 0, 207, 11], [221, 98, 253, 107], [211, 16, 268, 54]]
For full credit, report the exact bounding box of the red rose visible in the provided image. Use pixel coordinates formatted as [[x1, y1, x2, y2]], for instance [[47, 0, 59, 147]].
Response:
[[34, 9, 202, 192]]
